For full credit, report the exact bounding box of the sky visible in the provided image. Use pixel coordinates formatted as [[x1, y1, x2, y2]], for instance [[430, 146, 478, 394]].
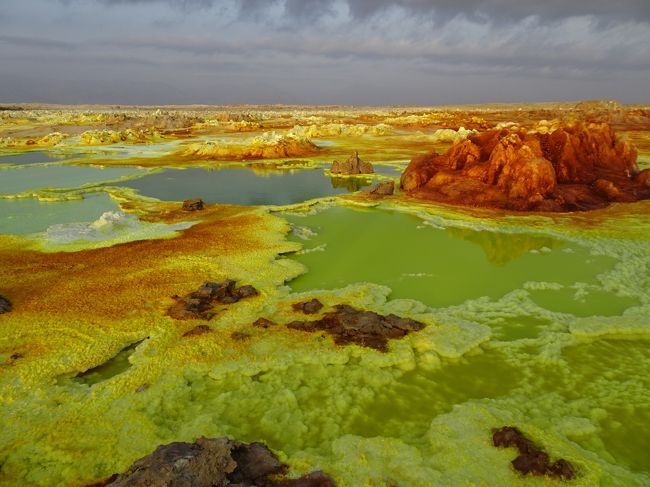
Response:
[[0, 0, 649, 105]]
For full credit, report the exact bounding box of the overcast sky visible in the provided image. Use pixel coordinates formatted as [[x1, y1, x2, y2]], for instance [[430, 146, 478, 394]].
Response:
[[1, 0, 649, 105]]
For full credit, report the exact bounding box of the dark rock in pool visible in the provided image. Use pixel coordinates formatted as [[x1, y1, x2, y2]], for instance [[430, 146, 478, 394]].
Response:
[[0, 295, 11, 314], [366, 180, 395, 196], [292, 298, 324, 314], [330, 151, 374, 175], [168, 280, 258, 320], [182, 198, 205, 211], [492, 426, 575, 480], [287, 304, 425, 352], [102, 437, 336, 487]]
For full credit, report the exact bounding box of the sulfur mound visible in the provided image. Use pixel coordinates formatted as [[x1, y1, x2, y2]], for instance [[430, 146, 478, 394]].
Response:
[[0, 132, 68, 148], [288, 123, 392, 138], [330, 151, 374, 175], [168, 280, 258, 320], [80, 129, 161, 145], [103, 437, 336, 487], [183, 132, 318, 160], [400, 122, 650, 211], [493, 426, 575, 480], [0, 295, 11, 314], [287, 304, 425, 352]]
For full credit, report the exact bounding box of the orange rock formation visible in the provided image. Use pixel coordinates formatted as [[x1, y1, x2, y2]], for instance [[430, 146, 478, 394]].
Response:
[[400, 122, 650, 211]]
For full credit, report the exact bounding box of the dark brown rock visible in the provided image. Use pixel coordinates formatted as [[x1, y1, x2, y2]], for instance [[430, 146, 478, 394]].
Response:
[[0, 295, 12, 314], [291, 299, 324, 315], [230, 331, 251, 341], [168, 280, 258, 320], [512, 451, 550, 476], [182, 198, 204, 211], [330, 151, 374, 175], [103, 437, 336, 487], [253, 318, 276, 328], [493, 426, 525, 449], [236, 285, 259, 299], [549, 459, 576, 480], [492, 426, 575, 480], [287, 304, 425, 352], [183, 324, 213, 337], [366, 180, 395, 196], [401, 122, 650, 211]]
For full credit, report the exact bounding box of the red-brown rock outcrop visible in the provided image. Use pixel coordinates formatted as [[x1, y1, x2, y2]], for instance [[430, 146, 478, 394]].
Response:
[[400, 122, 650, 211]]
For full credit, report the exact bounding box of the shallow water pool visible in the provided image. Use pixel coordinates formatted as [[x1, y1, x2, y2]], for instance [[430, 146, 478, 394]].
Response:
[[285, 206, 635, 314], [0, 151, 85, 166], [118, 167, 375, 205], [0, 193, 119, 235], [0, 165, 147, 195]]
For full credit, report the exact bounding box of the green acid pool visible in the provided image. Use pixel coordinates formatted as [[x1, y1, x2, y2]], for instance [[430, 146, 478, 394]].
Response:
[[284, 205, 638, 315], [0, 151, 85, 166], [117, 167, 376, 205], [0, 165, 147, 195], [0, 193, 119, 235]]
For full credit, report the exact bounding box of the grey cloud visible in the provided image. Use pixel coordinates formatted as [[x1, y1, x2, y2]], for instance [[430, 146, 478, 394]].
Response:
[[3, 0, 649, 104], [83, 0, 650, 22], [115, 21, 650, 75], [0, 34, 73, 49], [95, 0, 215, 7], [342, 0, 650, 22]]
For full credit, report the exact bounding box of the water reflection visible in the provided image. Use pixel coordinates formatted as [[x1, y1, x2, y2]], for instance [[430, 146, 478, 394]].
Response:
[[445, 227, 562, 266], [0, 151, 84, 165], [286, 206, 620, 310], [330, 176, 374, 192], [119, 167, 374, 205]]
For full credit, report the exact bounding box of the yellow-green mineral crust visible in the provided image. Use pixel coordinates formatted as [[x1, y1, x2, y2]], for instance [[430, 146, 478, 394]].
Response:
[[1, 104, 650, 487]]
